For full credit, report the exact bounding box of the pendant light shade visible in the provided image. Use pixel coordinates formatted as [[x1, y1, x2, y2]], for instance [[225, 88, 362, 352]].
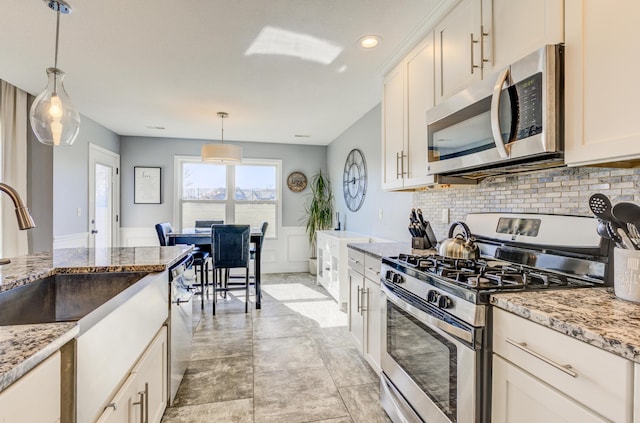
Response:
[[30, 0, 80, 147], [30, 68, 80, 146], [201, 112, 242, 163]]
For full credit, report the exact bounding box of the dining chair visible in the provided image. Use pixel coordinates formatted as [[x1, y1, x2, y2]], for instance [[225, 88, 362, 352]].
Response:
[[249, 221, 268, 285], [210, 224, 251, 315], [155, 222, 210, 309], [195, 219, 224, 229]]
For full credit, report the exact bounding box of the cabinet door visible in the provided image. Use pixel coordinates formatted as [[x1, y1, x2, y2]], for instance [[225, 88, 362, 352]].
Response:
[[348, 268, 365, 351], [405, 34, 436, 188], [484, 0, 563, 73], [95, 373, 138, 423], [492, 355, 608, 423], [364, 277, 381, 374], [132, 326, 168, 423], [565, 0, 640, 166], [0, 352, 60, 423], [435, 0, 482, 104], [382, 61, 406, 190]]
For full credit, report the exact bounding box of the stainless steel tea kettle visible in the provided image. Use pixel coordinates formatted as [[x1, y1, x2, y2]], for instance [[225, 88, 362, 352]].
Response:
[[438, 221, 480, 259]]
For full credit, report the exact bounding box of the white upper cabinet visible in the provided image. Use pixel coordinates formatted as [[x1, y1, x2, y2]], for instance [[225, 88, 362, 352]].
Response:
[[435, 0, 564, 104], [565, 0, 640, 166], [435, 0, 483, 104], [382, 61, 406, 190], [485, 0, 564, 73], [382, 34, 437, 190]]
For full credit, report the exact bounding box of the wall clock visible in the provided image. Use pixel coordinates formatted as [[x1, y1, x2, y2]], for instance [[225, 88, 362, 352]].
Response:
[[286, 171, 307, 192], [343, 148, 367, 211]]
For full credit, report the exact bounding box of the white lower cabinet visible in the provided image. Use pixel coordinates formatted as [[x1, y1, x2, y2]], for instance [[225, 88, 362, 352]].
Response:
[[316, 231, 369, 310], [492, 355, 608, 423], [96, 326, 168, 423], [348, 249, 382, 373], [0, 351, 61, 423], [492, 308, 633, 423]]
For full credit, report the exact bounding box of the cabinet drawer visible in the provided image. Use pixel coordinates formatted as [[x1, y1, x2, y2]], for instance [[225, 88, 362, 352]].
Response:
[[493, 308, 633, 422], [347, 249, 365, 275], [364, 255, 381, 284]]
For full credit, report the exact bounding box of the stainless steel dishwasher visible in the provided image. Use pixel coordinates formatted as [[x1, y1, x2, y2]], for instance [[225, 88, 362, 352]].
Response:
[[168, 253, 195, 405]]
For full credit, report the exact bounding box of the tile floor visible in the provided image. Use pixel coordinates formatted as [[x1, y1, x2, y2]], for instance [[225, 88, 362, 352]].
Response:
[[161, 272, 392, 423]]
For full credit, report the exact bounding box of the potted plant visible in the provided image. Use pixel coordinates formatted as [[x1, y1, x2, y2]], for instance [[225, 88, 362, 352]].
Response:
[[304, 170, 334, 275]]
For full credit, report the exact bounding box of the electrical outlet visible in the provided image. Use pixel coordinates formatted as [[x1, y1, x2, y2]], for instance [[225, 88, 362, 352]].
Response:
[[442, 208, 449, 224], [77, 208, 82, 217], [378, 208, 384, 220]]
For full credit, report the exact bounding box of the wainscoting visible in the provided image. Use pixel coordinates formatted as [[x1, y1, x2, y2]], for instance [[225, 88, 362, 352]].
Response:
[[53, 232, 89, 249], [119, 226, 311, 274]]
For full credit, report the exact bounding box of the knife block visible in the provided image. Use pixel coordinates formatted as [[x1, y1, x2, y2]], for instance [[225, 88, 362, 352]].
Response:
[[412, 236, 430, 249]]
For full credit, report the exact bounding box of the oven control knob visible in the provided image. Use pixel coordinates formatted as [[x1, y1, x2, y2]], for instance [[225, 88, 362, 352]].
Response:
[[427, 290, 439, 303], [391, 273, 404, 284], [438, 295, 452, 309]]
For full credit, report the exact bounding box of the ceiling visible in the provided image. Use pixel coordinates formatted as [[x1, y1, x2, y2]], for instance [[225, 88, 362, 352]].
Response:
[[0, 0, 443, 145]]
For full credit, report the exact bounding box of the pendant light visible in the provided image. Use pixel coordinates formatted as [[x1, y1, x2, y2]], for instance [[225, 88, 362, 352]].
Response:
[[29, 0, 80, 147], [201, 112, 242, 163]]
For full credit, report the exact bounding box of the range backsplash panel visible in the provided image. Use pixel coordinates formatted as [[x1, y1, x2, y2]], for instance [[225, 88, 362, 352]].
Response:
[[413, 166, 640, 240]]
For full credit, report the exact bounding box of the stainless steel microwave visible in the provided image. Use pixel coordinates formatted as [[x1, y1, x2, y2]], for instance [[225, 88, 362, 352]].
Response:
[[426, 44, 564, 178]]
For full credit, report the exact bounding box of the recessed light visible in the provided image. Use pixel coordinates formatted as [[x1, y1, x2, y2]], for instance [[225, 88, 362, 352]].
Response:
[[359, 35, 381, 49]]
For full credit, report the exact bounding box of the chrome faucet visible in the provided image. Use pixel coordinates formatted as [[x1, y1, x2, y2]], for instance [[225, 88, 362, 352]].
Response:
[[0, 183, 36, 265]]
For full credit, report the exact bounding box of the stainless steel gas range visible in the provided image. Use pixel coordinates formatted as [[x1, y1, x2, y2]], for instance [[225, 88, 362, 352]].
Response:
[[379, 213, 611, 423]]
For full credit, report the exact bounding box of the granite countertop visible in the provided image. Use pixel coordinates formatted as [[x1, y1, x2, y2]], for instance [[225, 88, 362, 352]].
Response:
[[491, 287, 640, 363], [0, 246, 191, 393], [347, 241, 435, 260]]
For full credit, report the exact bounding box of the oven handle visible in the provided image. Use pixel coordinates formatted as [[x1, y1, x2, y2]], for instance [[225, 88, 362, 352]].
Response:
[[490, 67, 510, 159], [381, 282, 474, 345]]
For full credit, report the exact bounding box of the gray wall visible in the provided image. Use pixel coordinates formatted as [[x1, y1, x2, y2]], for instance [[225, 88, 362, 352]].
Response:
[[52, 114, 120, 237], [26, 95, 53, 253], [119, 136, 326, 228], [413, 166, 640, 241], [327, 104, 412, 241]]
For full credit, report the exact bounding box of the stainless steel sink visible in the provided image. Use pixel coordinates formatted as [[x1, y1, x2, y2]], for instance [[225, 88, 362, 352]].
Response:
[[0, 272, 149, 326]]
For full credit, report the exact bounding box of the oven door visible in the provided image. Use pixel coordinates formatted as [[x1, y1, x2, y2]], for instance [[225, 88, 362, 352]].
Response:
[[380, 282, 480, 423]]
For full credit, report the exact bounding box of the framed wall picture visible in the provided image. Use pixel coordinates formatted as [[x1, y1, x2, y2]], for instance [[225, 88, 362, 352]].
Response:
[[134, 166, 161, 204]]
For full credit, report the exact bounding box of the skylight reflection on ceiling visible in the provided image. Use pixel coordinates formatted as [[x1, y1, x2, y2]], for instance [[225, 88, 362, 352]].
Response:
[[245, 26, 343, 65]]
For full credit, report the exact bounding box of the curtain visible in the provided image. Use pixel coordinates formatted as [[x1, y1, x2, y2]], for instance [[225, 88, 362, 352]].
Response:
[[0, 80, 29, 258]]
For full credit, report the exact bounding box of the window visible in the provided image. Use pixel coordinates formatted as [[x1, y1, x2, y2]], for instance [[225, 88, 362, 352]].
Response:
[[175, 157, 280, 238]]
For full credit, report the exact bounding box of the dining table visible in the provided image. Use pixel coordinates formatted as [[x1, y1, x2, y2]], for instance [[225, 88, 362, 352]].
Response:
[[167, 227, 264, 309]]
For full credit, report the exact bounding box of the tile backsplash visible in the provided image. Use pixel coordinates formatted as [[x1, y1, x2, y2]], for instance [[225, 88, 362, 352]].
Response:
[[413, 166, 640, 240]]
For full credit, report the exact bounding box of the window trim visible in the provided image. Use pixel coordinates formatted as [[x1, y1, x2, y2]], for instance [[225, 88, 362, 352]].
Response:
[[173, 155, 282, 239]]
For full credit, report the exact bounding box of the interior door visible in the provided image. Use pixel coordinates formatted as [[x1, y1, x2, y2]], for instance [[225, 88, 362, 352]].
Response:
[[89, 144, 120, 248]]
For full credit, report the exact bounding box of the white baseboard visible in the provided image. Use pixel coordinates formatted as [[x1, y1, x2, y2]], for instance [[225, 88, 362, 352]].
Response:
[[53, 232, 89, 249], [120, 226, 311, 274]]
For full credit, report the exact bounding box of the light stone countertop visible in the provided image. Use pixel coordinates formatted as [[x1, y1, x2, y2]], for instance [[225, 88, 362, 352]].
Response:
[[491, 287, 640, 363], [347, 241, 435, 260], [316, 230, 371, 240], [0, 246, 191, 393]]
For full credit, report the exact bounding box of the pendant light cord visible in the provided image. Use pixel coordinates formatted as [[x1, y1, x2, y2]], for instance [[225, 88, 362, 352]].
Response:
[[54, 9, 60, 69], [220, 115, 225, 144]]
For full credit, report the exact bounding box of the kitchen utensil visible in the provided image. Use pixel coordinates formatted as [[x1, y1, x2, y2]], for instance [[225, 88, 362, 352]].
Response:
[[617, 227, 636, 250], [411, 208, 419, 224], [423, 221, 438, 249], [605, 221, 624, 249], [438, 221, 480, 259], [612, 202, 640, 248], [589, 193, 632, 242], [416, 209, 426, 226]]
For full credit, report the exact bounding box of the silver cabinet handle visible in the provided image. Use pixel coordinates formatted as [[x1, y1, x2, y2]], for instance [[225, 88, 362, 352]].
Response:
[[490, 67, 510, 159], [144, 382, 149, 423], [348, 257, 360, 264], [470, 33, 480, 74], [400, 150, 407, 176], [361, 288, 368, 314], [105, 403, 116, 411], [506, 338, 578, 378], [480, 25, 489, 69], [133, 390, 145, 423], [396, 152, 402, 178], [356, 286, 362, 313]]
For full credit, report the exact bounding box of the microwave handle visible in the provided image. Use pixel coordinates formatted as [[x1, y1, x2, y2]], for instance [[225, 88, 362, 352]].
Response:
[[490, 67, 510, 159]]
